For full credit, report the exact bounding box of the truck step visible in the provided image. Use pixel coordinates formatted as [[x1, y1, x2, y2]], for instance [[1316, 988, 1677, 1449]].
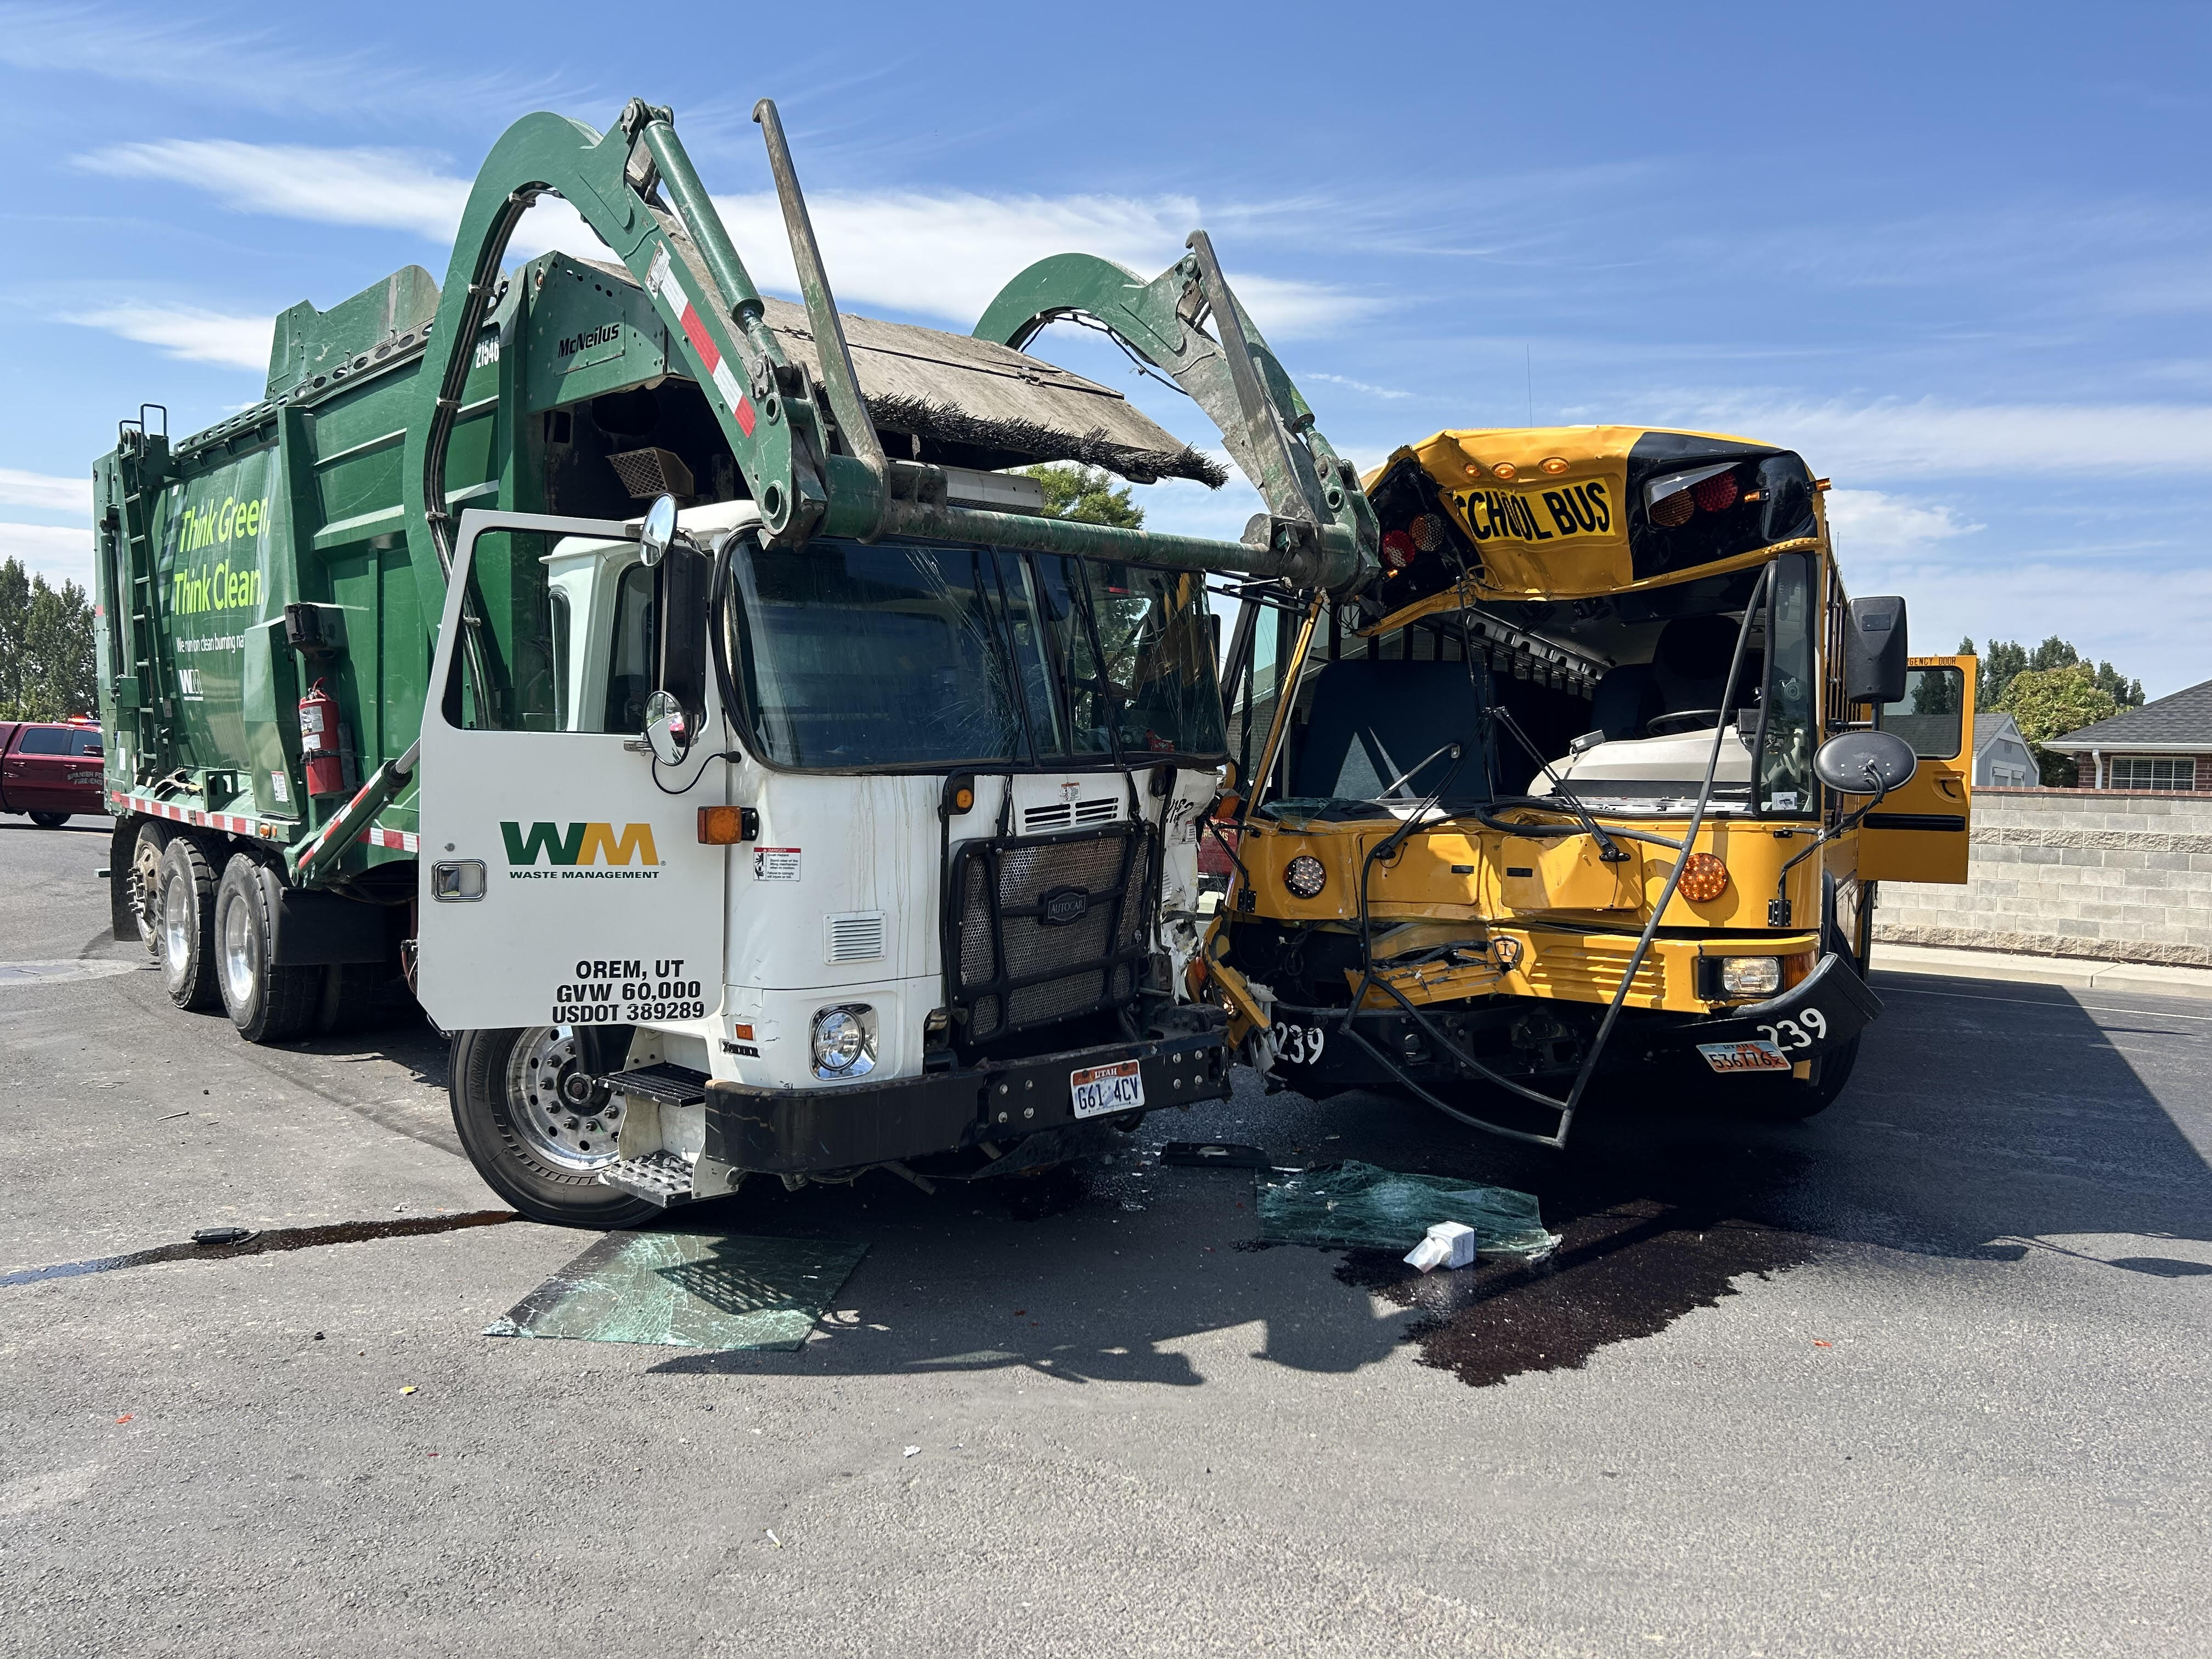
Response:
[[598, 1150, 696, 1207], [596, 1063, 710, 1107]]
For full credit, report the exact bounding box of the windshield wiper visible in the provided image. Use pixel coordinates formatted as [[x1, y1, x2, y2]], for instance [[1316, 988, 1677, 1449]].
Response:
[[1488, 704, 1627, 862], [1379, 742, 1463, 800]]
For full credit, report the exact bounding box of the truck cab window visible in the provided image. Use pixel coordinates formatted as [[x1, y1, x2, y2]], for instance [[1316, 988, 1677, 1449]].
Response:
[[603, 561, 658, 736]]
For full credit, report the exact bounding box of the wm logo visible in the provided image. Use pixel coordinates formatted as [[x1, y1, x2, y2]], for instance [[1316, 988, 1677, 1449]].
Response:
[[500, 821, 660, 867]]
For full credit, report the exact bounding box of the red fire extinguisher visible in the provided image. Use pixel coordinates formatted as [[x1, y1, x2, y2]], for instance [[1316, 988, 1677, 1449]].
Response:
[[299, 679, 346, 798]]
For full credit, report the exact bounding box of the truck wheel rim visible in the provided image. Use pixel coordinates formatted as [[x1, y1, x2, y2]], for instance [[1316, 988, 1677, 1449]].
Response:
[[162, 881, 192, 981], [134, 845, 163, 945], [507, 1026, 622, 1171], [221, 901, 257, 1009]]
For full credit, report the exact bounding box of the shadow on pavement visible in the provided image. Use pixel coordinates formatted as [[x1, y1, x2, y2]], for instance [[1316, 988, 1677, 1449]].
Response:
[[636, 965, 2212, 1390]]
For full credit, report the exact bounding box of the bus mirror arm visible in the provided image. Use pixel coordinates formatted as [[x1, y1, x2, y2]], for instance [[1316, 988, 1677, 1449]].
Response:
[[1770, 732, 1918, 923]]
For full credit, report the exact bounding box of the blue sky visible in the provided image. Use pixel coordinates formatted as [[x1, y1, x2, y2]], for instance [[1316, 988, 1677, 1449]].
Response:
[[2, 1, 2207, 694]]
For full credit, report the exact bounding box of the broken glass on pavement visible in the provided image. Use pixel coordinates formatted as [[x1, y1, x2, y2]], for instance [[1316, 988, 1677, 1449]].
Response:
[[1257, 1161, 1559, 1261]]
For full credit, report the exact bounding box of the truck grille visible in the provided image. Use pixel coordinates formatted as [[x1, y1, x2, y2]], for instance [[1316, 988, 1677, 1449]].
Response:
[[949, 821, 1155, 1043]]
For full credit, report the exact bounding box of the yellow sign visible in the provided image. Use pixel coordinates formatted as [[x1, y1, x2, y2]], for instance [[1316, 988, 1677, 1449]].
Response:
[[1449, 479, 1616, 547]]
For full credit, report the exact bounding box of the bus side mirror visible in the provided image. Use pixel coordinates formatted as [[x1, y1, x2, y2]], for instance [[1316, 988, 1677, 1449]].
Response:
[[1845, 596, 1909, 705], [1813, 729, 1916, 798]]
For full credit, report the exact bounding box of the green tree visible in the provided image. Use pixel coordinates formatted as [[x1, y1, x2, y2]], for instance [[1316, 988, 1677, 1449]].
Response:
[[0, 557, 98, 719], [2001, 662, 2118, 787], [1023, 464, 1144, 529], [1969, 635, 2140, 712]]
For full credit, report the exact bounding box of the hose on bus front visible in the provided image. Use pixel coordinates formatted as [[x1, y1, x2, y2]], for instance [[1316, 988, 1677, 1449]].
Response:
[[1321, 563, 1774, 1150]]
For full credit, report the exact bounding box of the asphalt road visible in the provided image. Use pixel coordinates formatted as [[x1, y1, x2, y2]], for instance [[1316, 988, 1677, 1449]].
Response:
[[3, 819, 2208, 1658]]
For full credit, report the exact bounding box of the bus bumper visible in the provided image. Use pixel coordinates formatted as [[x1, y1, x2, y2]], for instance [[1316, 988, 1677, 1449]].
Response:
[[1674, 951, 1884, 1066]]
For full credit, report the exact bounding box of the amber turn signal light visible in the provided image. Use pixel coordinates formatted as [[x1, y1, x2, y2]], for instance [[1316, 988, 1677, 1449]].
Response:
[[698, 805, 758, 845], [1677, 852, 1729, 903], [1539, 456, 1569, 474]]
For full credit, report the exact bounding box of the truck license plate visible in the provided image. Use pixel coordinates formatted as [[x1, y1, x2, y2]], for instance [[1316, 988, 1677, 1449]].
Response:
[[1697, 1040, 1792, 1075], [1070, 1059, 1145, 1119]]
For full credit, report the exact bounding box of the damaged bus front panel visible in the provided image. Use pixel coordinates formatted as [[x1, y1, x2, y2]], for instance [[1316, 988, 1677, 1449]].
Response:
[[1207, 425, 1974, 1138]]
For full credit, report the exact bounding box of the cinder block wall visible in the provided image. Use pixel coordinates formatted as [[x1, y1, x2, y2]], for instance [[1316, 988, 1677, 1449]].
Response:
[[1874, 790, 2212, 968]]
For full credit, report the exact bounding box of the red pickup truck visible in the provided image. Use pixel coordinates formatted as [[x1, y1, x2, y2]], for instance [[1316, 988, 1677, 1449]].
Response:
[[0, 719, 106, 828]]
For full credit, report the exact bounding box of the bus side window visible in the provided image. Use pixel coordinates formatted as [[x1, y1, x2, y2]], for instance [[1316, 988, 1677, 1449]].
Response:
[[1878, 667, 1965, 758]]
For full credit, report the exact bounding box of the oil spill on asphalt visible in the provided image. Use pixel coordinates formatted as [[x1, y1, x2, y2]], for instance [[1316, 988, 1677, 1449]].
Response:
[[1336, 1138, 1825, 1388], [0, 1210, 517, 1288]]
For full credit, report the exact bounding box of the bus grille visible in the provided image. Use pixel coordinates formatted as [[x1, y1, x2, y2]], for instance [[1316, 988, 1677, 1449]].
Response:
[[950, 822, 1155, 1043], [1520, 938, 1667, 1009]]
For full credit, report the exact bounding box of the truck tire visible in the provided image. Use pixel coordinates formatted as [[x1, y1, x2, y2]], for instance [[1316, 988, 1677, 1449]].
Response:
[[449, 1026, 659, 1229], [315, 962, 389, 1036], [156, 838, 221, 1011], [129, 821, 171, 949], [215, 855, 322, 1043], [29, 811, 68, 828]]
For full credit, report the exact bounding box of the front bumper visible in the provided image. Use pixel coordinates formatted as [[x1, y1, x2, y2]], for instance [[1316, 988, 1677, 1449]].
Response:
[[703, 1018, 1229, 1175], [1263, 950, 1881, 1094]]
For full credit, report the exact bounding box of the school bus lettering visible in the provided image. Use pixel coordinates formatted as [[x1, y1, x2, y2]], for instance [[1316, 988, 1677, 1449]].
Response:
[[1452, 479, 1609, 544]]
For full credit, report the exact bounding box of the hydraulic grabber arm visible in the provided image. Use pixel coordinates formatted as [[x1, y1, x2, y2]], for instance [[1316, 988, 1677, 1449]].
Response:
[[974, 241, 1379, 597], [401, 96, 1372, 630]]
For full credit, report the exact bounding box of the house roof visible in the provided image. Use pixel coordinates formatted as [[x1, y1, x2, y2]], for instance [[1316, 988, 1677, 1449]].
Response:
[[1973, 713, 2024, 752], [2046, 678, 2212, 752]]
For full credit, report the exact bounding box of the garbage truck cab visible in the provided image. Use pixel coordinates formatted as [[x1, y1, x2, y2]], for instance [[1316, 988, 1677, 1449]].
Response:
[[1206, 425, 1974, 1146], [421, 492, 1238, 1221]]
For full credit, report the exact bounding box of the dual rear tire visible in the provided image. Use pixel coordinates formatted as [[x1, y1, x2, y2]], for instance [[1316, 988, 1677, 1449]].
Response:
[[151, 833, 383, 1043]]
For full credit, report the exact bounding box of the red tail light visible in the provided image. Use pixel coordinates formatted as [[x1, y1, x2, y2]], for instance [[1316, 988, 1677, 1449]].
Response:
[[1692, 471, 1740, 512]]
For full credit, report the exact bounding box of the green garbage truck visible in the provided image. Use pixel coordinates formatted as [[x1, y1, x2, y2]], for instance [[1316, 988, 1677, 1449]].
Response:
[[93, 96, 1377, 1226]]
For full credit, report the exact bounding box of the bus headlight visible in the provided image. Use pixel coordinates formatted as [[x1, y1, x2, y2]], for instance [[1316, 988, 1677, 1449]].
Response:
[[811, 1005, 877, 1079], [1719, 957, 1782, 997], [1284, 855, 1327, 899]]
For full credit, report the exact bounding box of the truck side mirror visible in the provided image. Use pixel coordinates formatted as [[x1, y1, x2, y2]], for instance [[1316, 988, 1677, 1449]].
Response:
[[1813, 728, 1916, 798], [1844, 596, 1909, 705], [639, 494, 678, 568], [644, 690, 690, 766]]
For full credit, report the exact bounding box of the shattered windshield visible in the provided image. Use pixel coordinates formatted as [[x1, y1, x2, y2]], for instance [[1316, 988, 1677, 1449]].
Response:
[[727, 538, 1226, 771]]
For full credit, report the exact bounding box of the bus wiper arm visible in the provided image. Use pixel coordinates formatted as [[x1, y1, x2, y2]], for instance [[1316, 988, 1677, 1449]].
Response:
[[1488, 704, 1627, 862], [1380, 742, 1461, 799]]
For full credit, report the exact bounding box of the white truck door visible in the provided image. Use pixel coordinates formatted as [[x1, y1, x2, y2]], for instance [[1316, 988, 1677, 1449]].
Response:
[[418, 510, 726, 1033]]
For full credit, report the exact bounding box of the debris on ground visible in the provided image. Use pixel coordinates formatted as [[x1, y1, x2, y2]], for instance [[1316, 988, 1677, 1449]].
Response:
[[1160, 1142, 1271, 1169], [1258, 1161, 1559, 1261], [484, 1231, 868, 1352], [1404, 1221, 1480, 1273]]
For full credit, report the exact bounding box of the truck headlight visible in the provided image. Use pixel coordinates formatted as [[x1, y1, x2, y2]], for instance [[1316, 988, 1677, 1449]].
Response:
[[1719, 957, 1781, 997], [810, 1005, 877, 1079], [1284, 855, 1327, 899]]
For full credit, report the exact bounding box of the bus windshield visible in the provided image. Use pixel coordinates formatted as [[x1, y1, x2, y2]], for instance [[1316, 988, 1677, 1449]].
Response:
[[727, 538, 1226, 771]]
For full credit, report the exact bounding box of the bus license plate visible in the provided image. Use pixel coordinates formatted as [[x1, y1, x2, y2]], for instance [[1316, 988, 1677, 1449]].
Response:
[[1070, 1059, 1145, 1118], [1698, 1040, 1792, 1075]]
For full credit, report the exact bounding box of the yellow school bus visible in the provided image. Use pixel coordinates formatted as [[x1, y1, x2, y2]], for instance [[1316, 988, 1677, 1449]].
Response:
[[1205, 425, 1974, 1143]]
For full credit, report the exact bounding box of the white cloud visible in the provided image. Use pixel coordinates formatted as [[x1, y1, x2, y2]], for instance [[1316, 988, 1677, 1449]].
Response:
[[0, 4, 571, 119], [1303, 371, 1413, 401], [64, 303, 273, 371], [0, 523, 91, 588], [84, 141, 467, 241], [1844, 555, 2212, 699], [1823, 488, 1984, 555], [74, 139, 1370, 336], [1661, 394, 2212, 478], [0, 469, 90, 516]]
